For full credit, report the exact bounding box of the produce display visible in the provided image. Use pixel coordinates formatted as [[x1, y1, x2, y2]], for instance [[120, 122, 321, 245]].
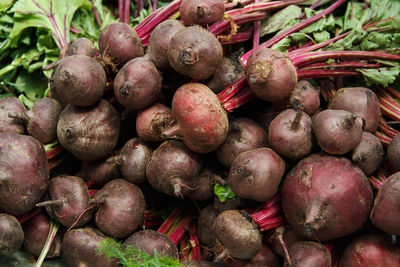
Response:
[[2, 0, 400, 266]]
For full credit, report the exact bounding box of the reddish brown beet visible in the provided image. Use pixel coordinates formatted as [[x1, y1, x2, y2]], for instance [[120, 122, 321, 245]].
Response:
[[270, 226, 302, 258], [328, 87, 380, 133], [284, 241, 332, 267], [351, 132, 383, 175], [248, 244, 280, 267], [0, 133, 49, 216], [197, 205, 218, 247], [206, 57, 244, 93], [82, 159, 120, 187], [0, 97, 26, 134], [0, 213, 24, 255], [216, 117, 268, 168], [282, 153, 373, 241], [180, 0, 225, 26], [387, 133, 400, 172], [66, 37, 96, 57], [187, 167, 217, 200], [289, 80, 320, 115], [168, 26, 223, 80]]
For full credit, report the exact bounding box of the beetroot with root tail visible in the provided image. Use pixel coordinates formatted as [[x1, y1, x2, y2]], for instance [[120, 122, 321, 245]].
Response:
[[180, 0, 225, 26], [216, 117, 268, 168], [66, 37, 96, 57], [50, 55, 106, 106], [82, 159, 120, 187], [8, 97, 62, 144], [167, 26, 223, 80], [284, 241, 332, 267], [197, 205, 218, 248], [0, 97, 26, 134], [269, 226, 303, 259], [268, 109, 313, 159], [328, 87, 380, 133], [244, 47, 297, 102], [387, 133, 400, 172], [0, 214, 24, 256], [99, 22, 144, 66], [91, 179, 145, 238], [312, 109, 363, 155], [114, 57, 162, 110], [351, 132, 383, 176], [206, 57, 244, 93], [282, 153, 373, 241], [146, 140, 203, 197], [57, 100, 120, 162], [339, 233, 400, 267], [289, 80, 320, 115]]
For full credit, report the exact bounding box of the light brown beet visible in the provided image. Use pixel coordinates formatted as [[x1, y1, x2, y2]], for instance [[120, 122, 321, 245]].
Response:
[[197, 205, 218, 247], [57, 100, 120, 162], [180, 0, 224, 26], [0, 97, 26, 134], [168, 26, 223, 80], [0, 214, 24, 256], [66, 38, 96, 57], [387, 133, 400, 172], [351, 132, 383, 175], [284, 241, 332, 267], [289, 80, 320, 115], [206, 57, 244, 93]]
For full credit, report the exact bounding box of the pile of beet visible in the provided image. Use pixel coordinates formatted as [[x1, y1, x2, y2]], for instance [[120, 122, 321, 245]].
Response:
[[3, 0, 400, 266]]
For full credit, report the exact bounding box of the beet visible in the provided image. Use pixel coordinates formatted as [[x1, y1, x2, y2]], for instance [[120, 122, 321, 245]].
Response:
[[114, 57, 162, 110], [82, 158, 120, 187], [228, 148, 285, 202], [270, 226, 302, 258], [91, 179, 145, 238], [0, 96, 26, 134], [328, 87, 380, 133], [339, 233, 400, 267], [99, 22, 144, 66], [212, 210, 262, 259], [268, 109, 313, 159], [387, 133, 400, 172], [216, 117, 268, 168], [125, 230, 178, 258], [197, 205, 217, 247], [0, 133, 49, 215], [180, 0, 225, 26], [284, 241, 332, 267], [187, 167, 217, 200], [38, 175, 92, 228], [62, 227, 117, 267], [23, 213, 62, 258], [206, 57, 245, 93], [50, 55, 106, 106], [351, 132, 383, 175], [312, 109, 363, 155], [289, 80, 320, 115], [167, 26, 223, 80], [248, 244, 280, 267], [57, 100, 120, 161], [370, 172, 400, 235], [244, 47, 297, 102], [66, 37, 96, 57], [8, 97, 62, 144], [282, 153, 373, 241], [145, 19, 185, 70], [167, 83, 229, 153], [0, 213, 24, 255], [146, 140, 203, 197], [136, 103, 175, 142]]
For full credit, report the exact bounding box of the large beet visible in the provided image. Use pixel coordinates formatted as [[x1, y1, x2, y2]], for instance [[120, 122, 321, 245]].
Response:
[[284, 241, 331, 267], [206, 57, 244, 94], [57, 100, 120, 162], [351, 132, 383, 176], [282, 153, 373, 241], [0, 133, 49, 215], [0, 213, 24, 255], [387, 133, 400, 172], [0, 97, 26, 134]]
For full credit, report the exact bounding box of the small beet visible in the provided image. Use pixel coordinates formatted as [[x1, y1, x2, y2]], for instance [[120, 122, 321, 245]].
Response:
[[66, 37, 96, 57], [0, 213, 24, 255], [82, 158, 120, 187], [351, 132, 383, 175], [284, 241, 332, 267], [187, 167, 218, 200], [206, 57, 245, 93], [57, 100, 120, 162], [289, 80, 320, 115], [387, 133, 400, 172], [168, 26, 223, 80], [180, 0, 225, 26], [125, 230, 178, 259], [249, 244, 280, 267], [197, 205, 218, 247], [0, 97, 26, 134]]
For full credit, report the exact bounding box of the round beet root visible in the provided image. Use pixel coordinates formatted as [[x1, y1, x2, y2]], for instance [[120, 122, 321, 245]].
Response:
[[0, 213, 24, 255], [282, 153, 373, 241], [50, 55, 106, 106], [66, 37, 96, 57], [370, 172, 400, 235], [62, 227, 117, 267], [244, 48, 297, 102], [82, 159, 120, 187], [351, 132, 383, 175], [268, 109, 313, 159], [339, 233, 400, 267], [197, 205, 218, 247], [180, 0, 224, 26], [248, 245, 280, 267], [8, 97, 62, 144], [23, 213, 62, 258], [38, 175, 92, 228], [125, 230, 178, 258], [213, 210, 262, 259], [145, 19, 185, 70], [289, 80, 320, 115], [114, 57, 162, 110], [146, 140, 203, 197], [99, 22, 144, 66], [206, 57, 244, 93], [285, 241, 331, 267], [0, 133, 49, 216], [228, 148, 285, 202], [387, 133, 400, 172], [216, 117, 268, 168], [57, 100, 120, 161], [168, 26, 223, 80], [91, 179, 145, 238], [0, 97, 26, 134], [328, 87, 380, 133], [168, 83, 229, 153], [312, 109, 363, 155]]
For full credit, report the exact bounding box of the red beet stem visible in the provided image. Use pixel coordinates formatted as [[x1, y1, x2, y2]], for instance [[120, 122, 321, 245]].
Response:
[[297, 69, 361, 79], [85, 180, 95, 189], [17, 207, 41, 224], [221, 28, 253, 46], [218, 76, 247, 103], [136, 6, 162, 31], [168, 212, 193, 245], [209, 12, 266, 36], [253, 0, 261, 48], [67, 204, 98, 231], [368, 176, 384, 190], [224, 0, 253, 11], [374, 131, 392, 146], [123, 0, 130, 24], [299, 60, 382, 70], [222, 87, 255, 113], [189, 222, 201, 261], [227, 0, 308, 16], [157, 204, 185, 234], [44, 142, 63, 160], [379, 118, 398, 138]]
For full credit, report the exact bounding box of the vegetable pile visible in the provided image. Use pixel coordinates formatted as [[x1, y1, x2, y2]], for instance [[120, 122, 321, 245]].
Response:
[[2, 0, 400, 266]]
